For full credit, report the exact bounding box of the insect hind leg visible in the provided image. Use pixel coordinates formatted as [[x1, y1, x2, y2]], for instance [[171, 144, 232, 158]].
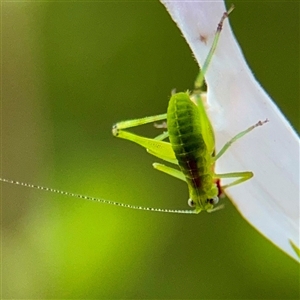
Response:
[[194, 5, 235, 91]]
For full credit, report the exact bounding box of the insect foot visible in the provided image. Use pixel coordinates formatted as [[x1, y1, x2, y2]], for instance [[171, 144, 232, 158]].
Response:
[[112, 124, 119, 136]]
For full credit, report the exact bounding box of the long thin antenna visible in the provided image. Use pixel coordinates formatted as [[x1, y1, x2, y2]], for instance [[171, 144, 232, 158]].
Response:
[[0, 178, 197, 214]]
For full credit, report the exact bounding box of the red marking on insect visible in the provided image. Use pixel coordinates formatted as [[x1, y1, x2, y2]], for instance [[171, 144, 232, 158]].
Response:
[[215, 178, 225, 198]]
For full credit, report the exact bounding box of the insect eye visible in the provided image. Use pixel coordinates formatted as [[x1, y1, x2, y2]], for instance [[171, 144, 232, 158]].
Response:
[[188, 199, 196, 207], [207, 196, 219, 205]]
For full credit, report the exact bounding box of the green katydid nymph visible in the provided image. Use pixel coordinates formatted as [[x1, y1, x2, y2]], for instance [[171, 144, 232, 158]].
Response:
[[112, 5, 267, 213], [112, 88, 267, 213], [0, 6, 267, 214]]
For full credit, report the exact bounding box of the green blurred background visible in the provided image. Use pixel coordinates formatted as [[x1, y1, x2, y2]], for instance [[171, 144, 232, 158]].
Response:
[[2, 1, 299, 299]]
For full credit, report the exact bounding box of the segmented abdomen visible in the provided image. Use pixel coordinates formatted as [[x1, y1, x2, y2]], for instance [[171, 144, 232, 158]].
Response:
[[167, 92, 212, 192]]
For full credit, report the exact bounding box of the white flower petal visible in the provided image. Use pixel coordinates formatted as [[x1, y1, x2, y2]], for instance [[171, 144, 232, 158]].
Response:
[[161, 0, 299, 262]]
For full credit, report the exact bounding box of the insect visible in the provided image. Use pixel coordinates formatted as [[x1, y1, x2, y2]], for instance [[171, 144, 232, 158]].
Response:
[[0, 6, 267, 214], [112, 5, 267, 213]]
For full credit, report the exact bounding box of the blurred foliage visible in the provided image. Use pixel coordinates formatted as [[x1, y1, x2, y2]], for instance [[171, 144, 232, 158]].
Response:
[[2, 1, 299, 299]]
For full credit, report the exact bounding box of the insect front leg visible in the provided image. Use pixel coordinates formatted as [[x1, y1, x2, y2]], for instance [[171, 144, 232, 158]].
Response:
[[214, 171, 253, 190]]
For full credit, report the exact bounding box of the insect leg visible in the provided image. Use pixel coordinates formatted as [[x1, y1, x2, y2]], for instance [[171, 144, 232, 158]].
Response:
[[154, 131, 169, 141], [113, 113, 167, 132], [214, 171, 253, 189], [153, 163, 185, 181], [194, 5, 235, 90], [212, 119, 268, 162], [114, 129, 177, 164], [289, 240, 300, 259]]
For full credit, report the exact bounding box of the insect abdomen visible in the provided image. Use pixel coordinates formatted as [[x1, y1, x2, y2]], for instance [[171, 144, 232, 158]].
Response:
[[167, 92, 211, 191]]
